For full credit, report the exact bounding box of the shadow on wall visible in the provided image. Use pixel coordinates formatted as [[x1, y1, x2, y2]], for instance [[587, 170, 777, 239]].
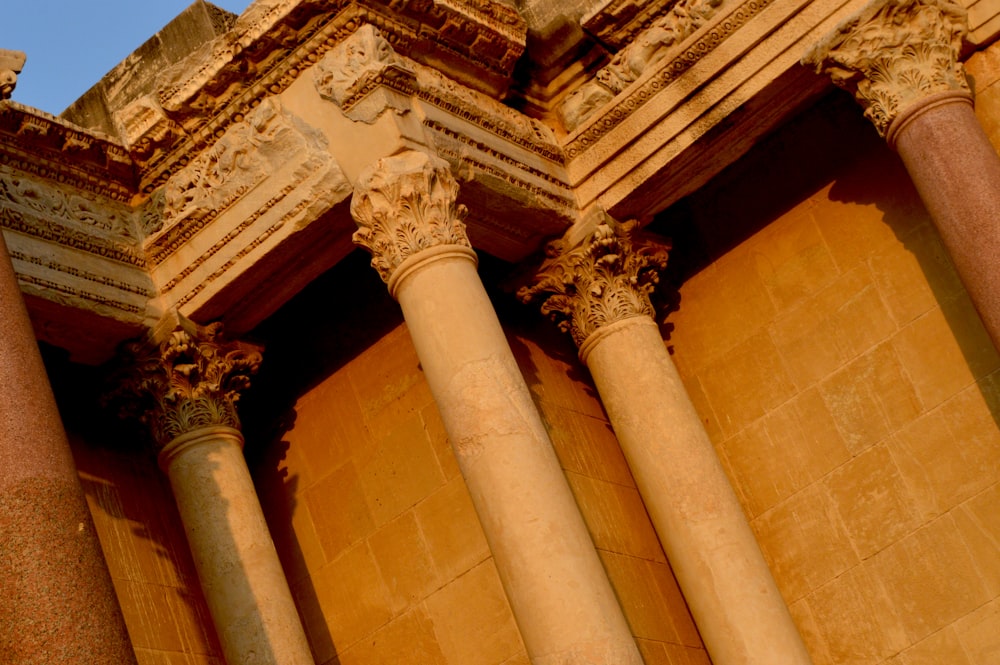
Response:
[[238, 247, 405, 664], [42, 346, 224, 663], [827, 121, 1000, 431]]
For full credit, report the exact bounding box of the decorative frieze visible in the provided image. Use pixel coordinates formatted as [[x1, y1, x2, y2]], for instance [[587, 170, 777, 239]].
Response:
[[107, 316, 262, 447], [148, 97, 335, 265], [802, 0, 969, 138], [582, 0, 677, 51], [518, 213, 670, 347], [351, 151, 472, 284], [561, 0, 728, 132]]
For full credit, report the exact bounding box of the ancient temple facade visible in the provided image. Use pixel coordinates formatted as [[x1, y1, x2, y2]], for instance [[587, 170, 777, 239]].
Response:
[[2, 0, 1000, 663]]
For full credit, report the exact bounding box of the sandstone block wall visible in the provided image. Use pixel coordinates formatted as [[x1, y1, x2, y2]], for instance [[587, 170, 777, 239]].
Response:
[[660, 84, 1000, 664]]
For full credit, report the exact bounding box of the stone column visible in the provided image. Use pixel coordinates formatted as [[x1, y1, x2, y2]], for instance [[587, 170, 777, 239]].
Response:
[[519, 216, 813, 665], [350, 151, 643, 665], [0, 230, 138, 663], [804, 0, 1000, 350], [110, 317, 313, 665]]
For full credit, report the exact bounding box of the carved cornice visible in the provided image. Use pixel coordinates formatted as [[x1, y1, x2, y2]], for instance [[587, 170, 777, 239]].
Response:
[[314, 24, 406, 108], [562, 0, 773, 155], [518, 213, 670, 348], [315, 24, 565, 163], [350, 150, 472, 284], [0, 102, 135, 202], [129, 0, 525, 194], [106, 316, 262, 448], [582, 0, 683, 51], [802, 0, 969, 138], [561, 0, 728, 133]]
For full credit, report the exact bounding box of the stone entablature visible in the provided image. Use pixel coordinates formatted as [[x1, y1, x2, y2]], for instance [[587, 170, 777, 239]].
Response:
[[0, 102, 154, 361], [115, 0, 525, 195], [5, 0, 1000, 365], [309, 24, 574, 260], [582, 0, 683, 50]]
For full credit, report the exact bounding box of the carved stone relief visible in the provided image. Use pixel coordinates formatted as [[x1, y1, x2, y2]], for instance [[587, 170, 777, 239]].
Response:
[[351, 150, 472, 283], [152, 96, 334, 264], [518, 213, 671, 347], [561, 0, 727, 132], [0, 168, 144, 266], [314, 25, 405, 107], [582, 0, 676, 51], [0, 49, 26, 100], [803, 0, 969, 138], [106, 316, 262, 448], [124, 0, 524, 194]]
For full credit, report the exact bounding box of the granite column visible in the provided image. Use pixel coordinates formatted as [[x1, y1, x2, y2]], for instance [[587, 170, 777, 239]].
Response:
[[350, 150, 643, 665], [0, 230, 137, 663], [520, 216, 813, 665], [110, 316, 313, 665], [805, 0, 1000, 350]]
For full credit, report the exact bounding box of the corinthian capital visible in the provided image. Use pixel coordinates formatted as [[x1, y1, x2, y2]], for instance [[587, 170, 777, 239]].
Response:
[[107, 316, 262, 448], [803, 0, 969, 138], [518, 213, 671, 349], [350, 150, 472, 284]]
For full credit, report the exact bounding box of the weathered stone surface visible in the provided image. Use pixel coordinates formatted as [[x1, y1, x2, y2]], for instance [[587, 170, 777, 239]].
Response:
[[0, 49, 26, 100]]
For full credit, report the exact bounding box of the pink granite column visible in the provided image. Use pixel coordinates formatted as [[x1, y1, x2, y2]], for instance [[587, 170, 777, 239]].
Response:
[[805, 0, 1000, 349], [0, 231, 137, 663], [520, 215, 813, 665], [889, 94, 1000, 348]]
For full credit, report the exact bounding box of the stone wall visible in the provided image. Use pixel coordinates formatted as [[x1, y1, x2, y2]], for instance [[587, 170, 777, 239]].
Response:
[[658, 85, 1000, 664], [59, 370, 223, 665]]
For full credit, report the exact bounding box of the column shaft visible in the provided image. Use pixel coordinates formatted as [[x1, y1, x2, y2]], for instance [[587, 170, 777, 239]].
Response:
[[584, 316, 813, 665], [160, 426, 314, 665], [394, 248, 642, 665], [890, 95, 1000, 349], [0, 232, 137, 663]]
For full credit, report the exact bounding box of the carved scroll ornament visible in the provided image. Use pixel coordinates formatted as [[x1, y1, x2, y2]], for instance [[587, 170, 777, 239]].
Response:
[[803, 0, 969, 138], [350, 150, 472, 284], [106, 317, 262, 447], [518, 215, 671, 348]]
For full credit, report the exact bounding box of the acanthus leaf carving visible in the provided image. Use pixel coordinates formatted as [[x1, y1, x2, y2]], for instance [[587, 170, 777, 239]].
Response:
[[802, 0, 970, 138], [105, 315, 262, 448], [518, 213, 671, 348], [350, 150, 472, 284]]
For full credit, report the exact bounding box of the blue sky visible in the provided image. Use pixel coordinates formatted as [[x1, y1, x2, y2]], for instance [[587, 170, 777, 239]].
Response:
[[1, 1, 251, 115]]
